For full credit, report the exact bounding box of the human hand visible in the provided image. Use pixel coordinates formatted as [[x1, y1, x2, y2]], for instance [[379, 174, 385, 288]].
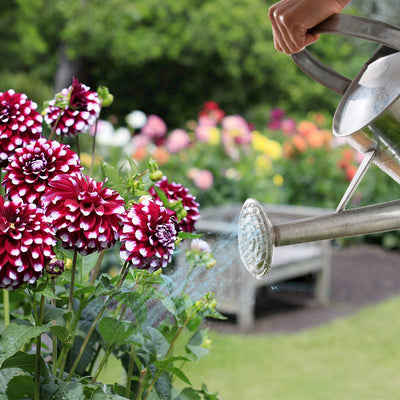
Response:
[[268, 0, 351, 54]]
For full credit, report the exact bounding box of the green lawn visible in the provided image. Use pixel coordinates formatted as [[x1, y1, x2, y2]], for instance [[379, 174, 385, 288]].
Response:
[[184, 296, 400, 400], [102, 296, 400, 399]]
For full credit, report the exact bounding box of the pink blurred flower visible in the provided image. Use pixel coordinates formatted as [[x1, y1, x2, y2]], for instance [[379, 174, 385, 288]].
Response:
[[165, 129, 190, 153], [141, 115, 167, 142], [269, 108, 285, 120], [195, 124, 214, 142], [221, 115, 252, 145], [281, 118, 297, 135], [192, 169, 214, 191], [268, 108, 286, 131]]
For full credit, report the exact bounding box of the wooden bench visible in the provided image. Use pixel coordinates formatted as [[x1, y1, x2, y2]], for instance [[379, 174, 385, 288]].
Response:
[[191, 203, 332, 331]]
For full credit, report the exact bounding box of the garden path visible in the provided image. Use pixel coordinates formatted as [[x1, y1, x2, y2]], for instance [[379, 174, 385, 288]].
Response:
[[208, 245, 400, 334]]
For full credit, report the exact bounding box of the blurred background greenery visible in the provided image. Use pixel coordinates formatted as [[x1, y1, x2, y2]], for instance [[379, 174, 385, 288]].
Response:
[[3, 0, 400, 253], [1, 0, 395, 126]]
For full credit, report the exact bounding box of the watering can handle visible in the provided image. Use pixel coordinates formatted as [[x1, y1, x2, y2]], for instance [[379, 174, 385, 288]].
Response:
[[291, 14, 400, 95]]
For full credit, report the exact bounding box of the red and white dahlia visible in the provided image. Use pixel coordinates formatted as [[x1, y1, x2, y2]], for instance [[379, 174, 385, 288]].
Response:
[[0, 197, 56, 290], [0, 90, 43, 167], [149, 177, 200, 232], [3, 138, 82, 206], [43, 173, 125, 255], [44, 78, 101, 137], [120, 199, 177, 271]]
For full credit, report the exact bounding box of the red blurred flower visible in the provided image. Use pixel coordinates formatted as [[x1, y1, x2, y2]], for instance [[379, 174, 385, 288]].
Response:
[[0, 197, 56, 290], [44, 78, 101, 137], [149, 177, 200, 233], [0, 90, 43, 168], [199, 101, 225, 123], [3, 138, 82, 206], [120, 199, 177, 271], [43, 173, 125, 255]]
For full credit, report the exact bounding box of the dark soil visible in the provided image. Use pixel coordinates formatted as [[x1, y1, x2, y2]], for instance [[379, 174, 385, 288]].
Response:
[[208, 245, 400, 334]]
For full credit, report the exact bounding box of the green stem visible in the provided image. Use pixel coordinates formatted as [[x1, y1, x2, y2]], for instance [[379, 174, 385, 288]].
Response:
[[134, 368, 147, 400], [89, 250, 105, 285], [3, 290, 10, 327], [126, 344, 135, 398], [89, 119, 99, 176], [142, 324, 186, 400], [87, 344, 101, 376], [90, 345, 113, 383], [51, 281, 58, 376], [68, 251, 78, 317], [75, 135, 81, 158], [65, 262, 130, 382], [34, 294, 46, 400]]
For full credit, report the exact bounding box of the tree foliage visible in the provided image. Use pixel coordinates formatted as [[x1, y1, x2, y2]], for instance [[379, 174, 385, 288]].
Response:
[[0, 0, 374, 125]]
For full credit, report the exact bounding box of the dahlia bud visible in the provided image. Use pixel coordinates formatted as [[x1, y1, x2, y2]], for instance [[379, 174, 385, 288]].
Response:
[[97, 86, 114, 107], [45, 259, 65, 277], [150, 169, 163, 182]]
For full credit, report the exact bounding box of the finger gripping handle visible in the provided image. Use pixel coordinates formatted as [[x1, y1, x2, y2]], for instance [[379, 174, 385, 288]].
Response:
[[292, 14, 400, 94]]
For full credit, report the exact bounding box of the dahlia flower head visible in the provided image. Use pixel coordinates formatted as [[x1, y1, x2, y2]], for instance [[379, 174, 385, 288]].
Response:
[[0, 196, 56, 290], [44, 78, 101, 137], [43, 173, 125, 255], [0, 90, 43, 168], [149, 177, 200, 233], [3, 138, 82, 206], [120, 199, 177, 272]]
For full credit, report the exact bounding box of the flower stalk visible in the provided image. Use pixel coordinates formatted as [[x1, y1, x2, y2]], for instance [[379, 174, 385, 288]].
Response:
[[2, 290, 10, 327]]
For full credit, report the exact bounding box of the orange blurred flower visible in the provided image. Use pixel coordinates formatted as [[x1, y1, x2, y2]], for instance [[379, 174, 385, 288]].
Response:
[[292, 135, 308, 153], [297, 121, 318, 138], [132, 147, 147, 162], [152, 146, 170, 165]]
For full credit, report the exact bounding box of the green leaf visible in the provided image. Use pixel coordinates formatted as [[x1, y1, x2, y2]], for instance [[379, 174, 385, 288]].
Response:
[[89, 387, 127, 399], [50, 326, 74, 347], [42, 304, 68, 324], [146, 327, 169, 360], [6, 375, 35, 400], [177, 232, 203, 240], [0, 369, 19, 395], [100, 161, 127, 198], [98, 317, 136, 346], [185, 330, 210, 362], [153, 185, 170, 208], [1, 351, 48, 381], [174, 388, 201, 400], [95, 275, 115, 296], [44, 381, 85, 400], [163, 366, 191, 385], [116, 291, 148, 326], [78, 252, 99, 284], [0, 322, 50, 365]]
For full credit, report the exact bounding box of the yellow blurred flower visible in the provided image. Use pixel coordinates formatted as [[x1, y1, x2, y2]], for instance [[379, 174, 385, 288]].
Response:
[[251, 131, 269, 152], [208, 127, 221, 145], [273, 174, 284, 186], [255, 155, 272, 174], [264, 139, 282, 160], [251, 131, 282, 160]]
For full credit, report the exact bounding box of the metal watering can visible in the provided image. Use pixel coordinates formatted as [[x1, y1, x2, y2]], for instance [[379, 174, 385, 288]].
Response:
[[238, 14, 400, 279]]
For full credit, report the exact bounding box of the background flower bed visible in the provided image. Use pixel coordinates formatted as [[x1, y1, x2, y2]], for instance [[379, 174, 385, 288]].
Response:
[[95, 102, 400, 249]]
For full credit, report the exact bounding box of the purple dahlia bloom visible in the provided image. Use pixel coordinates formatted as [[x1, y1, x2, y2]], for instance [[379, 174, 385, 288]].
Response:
[[120, 199, 177, 271], [3, 138, 82, 206], [43, 173, 125, 255], [149, 177, 200, 233], [0, 90, 43, 167], [0, 197, 56, 290], [44, 78, 101, 137]]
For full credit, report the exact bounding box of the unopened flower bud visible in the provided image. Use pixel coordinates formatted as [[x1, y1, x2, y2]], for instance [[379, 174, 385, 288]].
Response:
[[45, 259, 65, 277], [64, 258, 73, 271], [150, 170, 163, 182]]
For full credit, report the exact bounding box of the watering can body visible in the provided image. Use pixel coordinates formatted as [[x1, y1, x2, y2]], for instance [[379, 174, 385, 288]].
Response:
[[292, 14, 400, 184], [238, 14, 400, 280]]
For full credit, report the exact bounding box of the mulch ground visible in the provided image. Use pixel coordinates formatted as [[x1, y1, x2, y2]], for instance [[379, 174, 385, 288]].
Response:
[[208, 245, 400, 334]]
